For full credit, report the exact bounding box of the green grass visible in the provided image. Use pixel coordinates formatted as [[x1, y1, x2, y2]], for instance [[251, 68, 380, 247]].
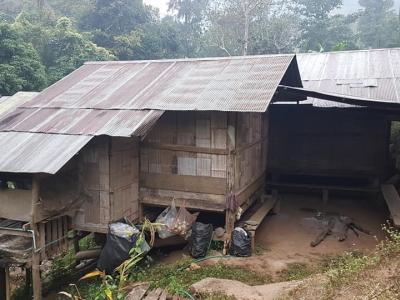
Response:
[[129, 259, 270, 297], [72, 259, 269, 299], [279, 262, 313, 281]]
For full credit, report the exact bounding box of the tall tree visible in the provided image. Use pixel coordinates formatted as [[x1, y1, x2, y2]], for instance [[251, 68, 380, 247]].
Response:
[[357, 0, 399, 48], [202, 0, 299, 56], [294, 0, 344, 51], [168, 0, 208, 57], [13, 13, 113, 85], [0, 22, 46, 95]]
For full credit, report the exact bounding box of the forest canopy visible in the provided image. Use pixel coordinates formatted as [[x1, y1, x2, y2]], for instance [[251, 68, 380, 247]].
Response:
[[0, 0, 399, 95]]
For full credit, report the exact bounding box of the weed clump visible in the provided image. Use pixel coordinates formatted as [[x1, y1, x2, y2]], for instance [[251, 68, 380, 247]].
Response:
[[279, 263, 313, 281]]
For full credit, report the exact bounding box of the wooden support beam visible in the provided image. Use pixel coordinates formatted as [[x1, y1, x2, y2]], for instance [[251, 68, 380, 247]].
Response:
[[224, 112, 237, 253], [140, 173, 226, 195], [0, 266, 10, 300], [142, 142, 229, 155], [31, 176, 42, 300]]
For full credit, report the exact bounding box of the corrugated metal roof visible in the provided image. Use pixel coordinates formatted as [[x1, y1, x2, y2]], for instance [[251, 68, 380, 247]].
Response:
[[0, 92, 38, 117], [0, 132, 92, 174], [0, 108, 163, 137], [0, 54, 301, 174], [22, 55, 300, 112], [297, 48, 400, 107]]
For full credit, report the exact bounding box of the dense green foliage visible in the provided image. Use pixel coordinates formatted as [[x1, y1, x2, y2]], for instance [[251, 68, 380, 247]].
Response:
[[0, 22, 46, 95], [0, 0, 400, 95]]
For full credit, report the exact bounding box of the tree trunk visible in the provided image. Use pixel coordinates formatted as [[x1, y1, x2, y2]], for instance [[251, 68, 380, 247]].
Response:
[[243, 6, 249, 56]]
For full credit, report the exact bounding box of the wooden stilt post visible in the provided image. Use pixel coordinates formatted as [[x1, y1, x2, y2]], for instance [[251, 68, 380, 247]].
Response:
[[31, 176, 42, 300], [0, 266, 9, 300], [224, 112, 237, 254], [73, 230, 81, 266], [0, 267, 5, 300], [25, 267, 32, 296]]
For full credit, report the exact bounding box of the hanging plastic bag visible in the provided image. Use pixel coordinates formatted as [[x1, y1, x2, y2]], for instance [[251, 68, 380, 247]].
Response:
[[190, 222, 213, 258], [155, 199, 178, 239], [109, 222, 139, 240], [171, 202, 199, 237], [229, 227, 252, 257]]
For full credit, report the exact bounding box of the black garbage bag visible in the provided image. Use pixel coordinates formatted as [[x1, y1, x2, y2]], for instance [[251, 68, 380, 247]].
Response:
[[97, 232, 137, 274], [229, 228, 252, 257], [190, 222, 213, 258]]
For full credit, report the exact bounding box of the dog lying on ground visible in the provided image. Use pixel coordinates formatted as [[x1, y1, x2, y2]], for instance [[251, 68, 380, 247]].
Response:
[[302, 208, 371, 247]]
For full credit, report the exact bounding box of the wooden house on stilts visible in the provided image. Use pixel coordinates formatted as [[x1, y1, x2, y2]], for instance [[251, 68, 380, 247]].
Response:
[[1, 50, 400, 299]]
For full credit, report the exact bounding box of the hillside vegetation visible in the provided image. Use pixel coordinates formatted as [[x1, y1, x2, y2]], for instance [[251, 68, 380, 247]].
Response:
[[1, 0, 400, 95]]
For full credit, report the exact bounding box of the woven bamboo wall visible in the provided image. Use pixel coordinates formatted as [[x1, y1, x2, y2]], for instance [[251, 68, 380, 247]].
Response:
[[141, 111, 228, 178], [235, 112, 269, 193]]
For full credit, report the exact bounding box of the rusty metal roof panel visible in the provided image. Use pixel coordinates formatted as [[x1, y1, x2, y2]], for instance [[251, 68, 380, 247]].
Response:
[[297, 48, 400, 107], [0, 107, 164, 137], [0, 132, 92, 174], [22, 55, 298, 112], [0, 92, 38, 117]]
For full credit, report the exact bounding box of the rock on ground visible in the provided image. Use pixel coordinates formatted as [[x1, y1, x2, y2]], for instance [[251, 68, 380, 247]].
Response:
[[190, 278, 301, 300]]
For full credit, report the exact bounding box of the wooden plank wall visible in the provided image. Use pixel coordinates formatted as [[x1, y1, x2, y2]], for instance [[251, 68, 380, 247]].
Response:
[[109, 137, 139, 222], [234, 112, 269, 204], [140, 112, 229, 211], [75, 136, 140, 230], [267, 105, 390, 177], [78, 136, 110, 227]]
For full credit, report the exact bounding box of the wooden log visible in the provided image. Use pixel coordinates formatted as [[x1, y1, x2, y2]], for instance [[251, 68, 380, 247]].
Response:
[[75, 249, 102, 261]]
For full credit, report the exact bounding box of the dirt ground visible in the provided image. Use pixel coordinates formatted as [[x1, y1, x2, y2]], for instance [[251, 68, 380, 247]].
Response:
[[163, 192, 389, 277], [218, 192, 388, 275]]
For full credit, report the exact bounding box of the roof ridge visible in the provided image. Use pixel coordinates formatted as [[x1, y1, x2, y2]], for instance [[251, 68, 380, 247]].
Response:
[[297, 47, 400, 56], [84, 53, 295, 65]]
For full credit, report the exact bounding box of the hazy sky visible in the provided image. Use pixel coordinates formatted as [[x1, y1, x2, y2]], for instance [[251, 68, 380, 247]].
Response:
[[144, 0, 400, 17], [144, 0, 169, 16]]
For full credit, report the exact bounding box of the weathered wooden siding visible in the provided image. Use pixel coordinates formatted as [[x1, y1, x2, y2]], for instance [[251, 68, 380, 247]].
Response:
[[74, 136, 139, 232], [77, 136, 110, 227], [268, 105, 390, 178], [109, 137, 139, 222], [140, 112, 229, 211], [140, 111, 269, 211], [234, 112, 269, 205]]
